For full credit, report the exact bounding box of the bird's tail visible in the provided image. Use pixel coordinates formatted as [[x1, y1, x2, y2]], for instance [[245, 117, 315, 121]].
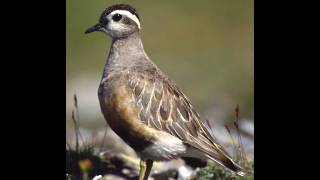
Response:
[[206, 153, 246, 176], [185, 147, 246, 176]]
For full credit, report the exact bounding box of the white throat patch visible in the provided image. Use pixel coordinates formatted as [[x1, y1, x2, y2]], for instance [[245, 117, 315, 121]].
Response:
[[110, 10, 141, 29]]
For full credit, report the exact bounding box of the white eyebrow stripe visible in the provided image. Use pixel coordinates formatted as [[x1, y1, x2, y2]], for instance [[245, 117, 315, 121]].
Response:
[[110, 10, 141, 29]]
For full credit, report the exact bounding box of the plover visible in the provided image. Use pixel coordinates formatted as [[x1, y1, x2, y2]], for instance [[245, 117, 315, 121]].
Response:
[[85, 4, 245, 180]]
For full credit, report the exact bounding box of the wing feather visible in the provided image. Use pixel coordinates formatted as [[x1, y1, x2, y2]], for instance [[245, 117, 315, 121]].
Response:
[[126, 70, 234, 161]]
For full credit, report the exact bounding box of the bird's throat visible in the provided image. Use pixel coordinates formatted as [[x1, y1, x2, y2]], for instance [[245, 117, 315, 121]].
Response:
[[104, 31, 148, 74]]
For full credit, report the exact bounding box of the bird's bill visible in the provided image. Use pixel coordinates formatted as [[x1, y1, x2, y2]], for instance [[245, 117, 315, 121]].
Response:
[[85, 23, 102, 34]]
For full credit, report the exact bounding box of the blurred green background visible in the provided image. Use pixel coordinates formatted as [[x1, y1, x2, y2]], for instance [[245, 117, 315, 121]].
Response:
[[66, 0, 253, 130]]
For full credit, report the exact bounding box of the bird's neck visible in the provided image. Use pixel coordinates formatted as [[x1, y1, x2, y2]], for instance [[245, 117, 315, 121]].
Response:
[[103, 32, 149, 75]]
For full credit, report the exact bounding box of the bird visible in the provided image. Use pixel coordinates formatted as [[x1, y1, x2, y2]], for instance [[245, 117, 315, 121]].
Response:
[[85, 4, 246, 180]]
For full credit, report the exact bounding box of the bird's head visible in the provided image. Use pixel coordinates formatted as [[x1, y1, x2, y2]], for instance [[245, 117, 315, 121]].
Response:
[[85, 4, 141, 39]]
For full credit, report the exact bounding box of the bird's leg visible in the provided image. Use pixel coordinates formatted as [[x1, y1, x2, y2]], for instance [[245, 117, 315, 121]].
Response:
[[145, 160, 153, 180], [139, 159, 153, 180], [139, 159, 146, 180]]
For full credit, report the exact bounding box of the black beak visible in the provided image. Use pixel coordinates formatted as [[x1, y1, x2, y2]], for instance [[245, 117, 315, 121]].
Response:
[[85, 23, 102, 34]]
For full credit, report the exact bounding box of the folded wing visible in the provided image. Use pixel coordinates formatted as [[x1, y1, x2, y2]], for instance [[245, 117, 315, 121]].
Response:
[[126, 68, 245, 175]]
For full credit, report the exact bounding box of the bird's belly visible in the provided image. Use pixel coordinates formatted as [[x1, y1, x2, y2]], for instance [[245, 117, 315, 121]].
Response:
[[137, 133, 187, 161], [99, 96, 147, 151], [98, 82, 156, 152], [99, 93, 187, 160]]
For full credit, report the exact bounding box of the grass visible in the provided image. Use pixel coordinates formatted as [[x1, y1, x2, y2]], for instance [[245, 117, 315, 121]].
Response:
[[196, 105, 254, 179], [66, 94, 106, 179], [196, 160, 254, 180]]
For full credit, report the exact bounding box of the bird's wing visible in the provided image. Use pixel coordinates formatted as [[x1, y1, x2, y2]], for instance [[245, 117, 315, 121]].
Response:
[[126, 69, 245, 175], [126, 69, 234, 161]]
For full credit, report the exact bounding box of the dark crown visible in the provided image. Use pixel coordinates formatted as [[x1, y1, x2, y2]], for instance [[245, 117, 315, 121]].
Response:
[[100, 4, 140, 21]]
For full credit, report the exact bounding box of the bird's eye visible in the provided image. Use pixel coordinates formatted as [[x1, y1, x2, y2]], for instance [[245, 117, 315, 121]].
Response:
[[112, 14, 122, 22]]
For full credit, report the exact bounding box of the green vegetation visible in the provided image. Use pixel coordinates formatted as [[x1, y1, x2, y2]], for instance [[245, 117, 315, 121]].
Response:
[[196, 160, 254, 180]]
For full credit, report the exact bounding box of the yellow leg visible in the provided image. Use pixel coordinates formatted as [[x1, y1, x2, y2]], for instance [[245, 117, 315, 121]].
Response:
[[139, 159, 153, 180]]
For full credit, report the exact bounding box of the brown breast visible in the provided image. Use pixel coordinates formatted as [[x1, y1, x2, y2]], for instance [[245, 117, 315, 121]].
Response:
[[98, 75, 159, 152]]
